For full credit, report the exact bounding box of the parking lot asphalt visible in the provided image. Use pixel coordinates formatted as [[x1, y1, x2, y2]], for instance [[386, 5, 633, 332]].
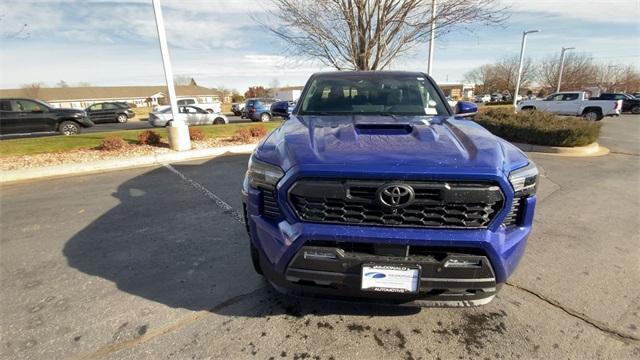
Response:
[[1, 115, 638, 360]]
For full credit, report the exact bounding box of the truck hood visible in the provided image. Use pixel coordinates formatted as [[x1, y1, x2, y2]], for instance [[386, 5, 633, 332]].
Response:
[[257, 115, 526, 174]]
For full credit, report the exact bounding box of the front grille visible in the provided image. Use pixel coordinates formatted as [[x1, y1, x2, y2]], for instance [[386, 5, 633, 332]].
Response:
[[261, 189, 281, 219], [289, 180, 504, 228], [502, 196, 525, 227]]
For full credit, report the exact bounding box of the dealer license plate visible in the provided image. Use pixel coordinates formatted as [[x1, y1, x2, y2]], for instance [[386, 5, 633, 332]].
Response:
[[361, 264, 420, 294]]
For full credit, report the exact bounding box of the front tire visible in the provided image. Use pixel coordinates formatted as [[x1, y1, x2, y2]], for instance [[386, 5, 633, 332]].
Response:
[[260, 113, 271, 122], [631, 105, 640, 114], [59, 121, 80, 135], [213, 117, 225, 125], [116, 114, 128, 123], [250, 243, 264, 275]]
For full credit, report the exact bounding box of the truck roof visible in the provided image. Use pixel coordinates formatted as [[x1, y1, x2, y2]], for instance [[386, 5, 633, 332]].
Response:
[[310, 70, 427, 78]]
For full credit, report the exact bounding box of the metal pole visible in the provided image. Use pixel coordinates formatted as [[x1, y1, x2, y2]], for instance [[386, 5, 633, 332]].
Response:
[[556, 47, 575, 93], [427, 0, 436, 76], [513, 30, 539, 110], [152, 0, 191, 150]]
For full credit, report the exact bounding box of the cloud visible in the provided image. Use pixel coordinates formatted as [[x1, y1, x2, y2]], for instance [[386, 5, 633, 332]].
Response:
[[504, 0, 639, 24]]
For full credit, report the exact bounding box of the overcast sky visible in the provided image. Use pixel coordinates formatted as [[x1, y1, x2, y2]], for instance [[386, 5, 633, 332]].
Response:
[[0, 0, 638, 90]]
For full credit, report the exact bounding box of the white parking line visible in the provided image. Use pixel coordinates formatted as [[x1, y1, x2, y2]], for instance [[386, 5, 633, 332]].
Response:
[[163, 163, 244, 224]]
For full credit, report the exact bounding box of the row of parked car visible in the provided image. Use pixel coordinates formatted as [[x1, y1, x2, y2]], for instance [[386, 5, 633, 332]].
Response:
[[0, 98, 138, 135], [516, 91, 640, 120]]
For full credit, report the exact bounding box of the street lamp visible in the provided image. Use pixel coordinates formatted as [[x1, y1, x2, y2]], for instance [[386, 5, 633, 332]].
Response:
[[556, 47, 575, 93], [513, 30, 539, 110], [427, 0, 436, 76], [152, 0, 191, 151]]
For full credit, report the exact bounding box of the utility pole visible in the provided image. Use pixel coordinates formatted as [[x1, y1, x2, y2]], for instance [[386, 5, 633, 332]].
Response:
[[152, 0, 191, 151], [427, 0, 436, 76], [513, 29, 539, 111], [556, 46, 575, 93]]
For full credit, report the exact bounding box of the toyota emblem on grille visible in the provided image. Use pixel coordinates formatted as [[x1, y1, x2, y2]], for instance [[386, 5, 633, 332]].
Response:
[[377, 184, 415, 208]]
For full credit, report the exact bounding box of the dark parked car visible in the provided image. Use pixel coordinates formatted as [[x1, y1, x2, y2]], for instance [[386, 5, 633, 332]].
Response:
[[0, 98, 93, 135], [590, 93, 640, 114], [242, 98, 278, 122], [85, 102, 135, 123]]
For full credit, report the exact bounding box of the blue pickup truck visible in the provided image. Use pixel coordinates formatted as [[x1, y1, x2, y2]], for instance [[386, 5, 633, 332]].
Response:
[[242, 71, 537, 307]]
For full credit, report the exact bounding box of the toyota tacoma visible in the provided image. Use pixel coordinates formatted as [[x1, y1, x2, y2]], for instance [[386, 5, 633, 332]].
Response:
[[242, 71, 538, 306]]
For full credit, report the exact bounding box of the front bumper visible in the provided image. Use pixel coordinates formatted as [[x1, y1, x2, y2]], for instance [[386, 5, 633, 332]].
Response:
[[242, 179, 536, 306]]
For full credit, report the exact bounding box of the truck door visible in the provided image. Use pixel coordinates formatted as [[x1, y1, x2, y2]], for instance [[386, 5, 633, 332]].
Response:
[[0, 100, 20, 135], [559, 93, 581, 115]]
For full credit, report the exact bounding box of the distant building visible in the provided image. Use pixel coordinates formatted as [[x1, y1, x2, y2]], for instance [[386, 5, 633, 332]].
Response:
[[274, 86, 304, 102], [438, 83, 475, 100], [0, 85, 221, 109]]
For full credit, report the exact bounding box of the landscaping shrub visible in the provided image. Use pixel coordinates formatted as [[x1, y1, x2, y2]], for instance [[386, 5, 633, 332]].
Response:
[[189, 128, 206, 141], [233, 128, 253, 142], [248, 125, 268, 138], [484, 101, 512, 106], [474, 107, 601, 147], [100, 136, 127, 151], [137, 130, 162, 146]]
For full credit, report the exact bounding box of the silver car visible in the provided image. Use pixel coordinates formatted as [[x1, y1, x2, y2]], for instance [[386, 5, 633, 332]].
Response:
[[149, 105, 228, 127]]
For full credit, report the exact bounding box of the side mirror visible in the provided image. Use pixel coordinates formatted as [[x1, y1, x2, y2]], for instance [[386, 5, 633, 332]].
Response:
[[454, 101, 477, 117], [270, 101, 290, 119]]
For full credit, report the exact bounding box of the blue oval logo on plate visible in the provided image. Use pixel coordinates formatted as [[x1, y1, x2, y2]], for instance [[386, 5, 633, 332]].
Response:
[[364, 272, 386, 279]]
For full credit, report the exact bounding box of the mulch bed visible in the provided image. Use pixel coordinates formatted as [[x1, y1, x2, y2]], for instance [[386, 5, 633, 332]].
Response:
[[0, 137, 255, 172]]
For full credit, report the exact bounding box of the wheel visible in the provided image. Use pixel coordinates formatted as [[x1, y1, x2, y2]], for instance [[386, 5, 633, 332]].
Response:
[[213, 117, 225, 125], [583, 110, 601, 121], [250, 243, 264, 275], [116, 114, 128, 123], [59, 121, 80, 135], [631, 105, 640, 114], [206, 109, 214, 114], [260, 113, 271, 122], [521, 106, 536, 112]]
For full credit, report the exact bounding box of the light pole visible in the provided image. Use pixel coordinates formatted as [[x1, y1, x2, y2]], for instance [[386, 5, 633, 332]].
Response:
[[427, 0, 436, 76], [556, 46, 575, 93], [513, 29, 539, 110], [152, 0, 191, 151]]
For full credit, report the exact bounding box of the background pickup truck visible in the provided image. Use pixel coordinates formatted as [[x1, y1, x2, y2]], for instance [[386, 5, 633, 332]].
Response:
[[153, 97, 221, 114], [589, 93, 640, 114], [517, 91, 621, 121]]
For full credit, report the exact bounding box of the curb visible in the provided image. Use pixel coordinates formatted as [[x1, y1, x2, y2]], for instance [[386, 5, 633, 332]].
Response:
[[513, 142, 610, 157], [0, 143, 258, 184]]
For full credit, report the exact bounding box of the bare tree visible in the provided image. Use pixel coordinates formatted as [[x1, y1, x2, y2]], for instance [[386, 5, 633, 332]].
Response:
[[56, 80, 69, 88], [21, 83, 43, 98], [539, 52, 596, 91], [269, 78, 281, 97], [593, 64, 640, 92], [463, 55, 534, 95], [261, 0, 507, 70], [174, 75, 196, 86]]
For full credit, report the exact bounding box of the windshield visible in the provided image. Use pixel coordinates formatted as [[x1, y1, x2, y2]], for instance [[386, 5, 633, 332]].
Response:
[[299, 75, 448, 116]]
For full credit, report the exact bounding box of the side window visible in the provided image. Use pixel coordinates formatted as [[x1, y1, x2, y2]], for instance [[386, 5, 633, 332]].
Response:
[[247, 100, 256, 107], [177, 100, 187, 105], [90, 104, 103, 111], [563, 93, 579, 101], [614, 95, 626, 100], [0, 100, 12, 111], [103, 103, 118, 110], [185, 99, 195, 105], [550, 94, 564, 101], [13, 100, 43, 112]]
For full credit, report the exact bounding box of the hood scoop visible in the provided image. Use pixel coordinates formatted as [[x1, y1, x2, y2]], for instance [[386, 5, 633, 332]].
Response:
[[354, 123, 413, 135]]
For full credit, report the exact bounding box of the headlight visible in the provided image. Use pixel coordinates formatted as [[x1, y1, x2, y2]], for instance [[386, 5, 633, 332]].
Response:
[[508, 161, 538, 196], [247, 155, 284, 190]]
